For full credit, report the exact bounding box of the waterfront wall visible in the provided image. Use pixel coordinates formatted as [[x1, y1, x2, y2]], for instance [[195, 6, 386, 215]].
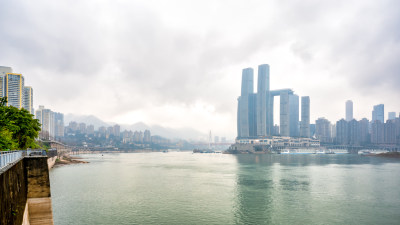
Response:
[[0, 156, 54, 225], [0, 158, 27, 225], [24, 157, 51, 198]]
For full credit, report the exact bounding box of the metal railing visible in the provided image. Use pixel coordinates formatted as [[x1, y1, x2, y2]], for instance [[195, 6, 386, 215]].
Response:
[[26, 149, 47, 156], [0, 149, 53, 170], [0, 151, 23, 170]]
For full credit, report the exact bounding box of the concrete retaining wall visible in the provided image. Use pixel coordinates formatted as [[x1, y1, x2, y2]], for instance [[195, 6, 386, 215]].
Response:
[[0, 156, 54, 225], [0, 158, 27, 225]]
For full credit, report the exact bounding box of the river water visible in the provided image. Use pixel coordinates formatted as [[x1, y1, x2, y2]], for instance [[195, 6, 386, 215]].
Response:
[[50, 152, 400, 225]]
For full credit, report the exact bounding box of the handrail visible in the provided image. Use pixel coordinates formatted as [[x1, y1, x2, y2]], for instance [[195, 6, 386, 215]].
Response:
[[0, 151, 24, 170], [0, 149, 54, 170]]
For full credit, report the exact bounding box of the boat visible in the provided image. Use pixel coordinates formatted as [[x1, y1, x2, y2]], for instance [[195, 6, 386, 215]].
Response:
[[193, 149, 215, 153], [280, 149, 317, 154], [331, 149, 349, 154]]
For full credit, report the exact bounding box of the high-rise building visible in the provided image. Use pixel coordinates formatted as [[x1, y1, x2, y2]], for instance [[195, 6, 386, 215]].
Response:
[[289, 94, 299, 137], [68, 121, 78, 131], [98, 127, 106, 136], [300, 96, 310, 138], [0, 76, 3, 97], [388, 112, 396, 120], [40, 108, 52, 140], [236, 64, 308, 139], [280, 91, 290, 137], [23, 86, 34, 114], [331, 124, 336, 139], [87, 125, 95, 135], [54, 112, 64, 138], [133, 131, 143, 143], [372, 104, 384, 123], [336, 119, 348, 145], [0, 66, 13, 97], [79, 123, 87, 133], [346, 100, 353, 121], [144, 130, 151, 143], [384, 120, 396, 144], [237, 68, 254, 138], [113, 124, 121, 137], [371, 120, 384, 144], [348, 119, 359, 145], [4, 73, 24, 108], [256, 64, 270, 136], [358, 118, 370, 145], [36, 106, 62, 140], [315, 117, 332, 143], [248, 93, 257, 137]]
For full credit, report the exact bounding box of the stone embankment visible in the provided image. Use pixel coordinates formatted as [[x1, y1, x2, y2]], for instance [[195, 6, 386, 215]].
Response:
[[54, 155, 88, 166], [0, 156, 54, 225], [370, 152, 400, 158]]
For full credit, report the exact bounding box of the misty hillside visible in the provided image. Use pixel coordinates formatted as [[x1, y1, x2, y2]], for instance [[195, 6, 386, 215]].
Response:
[[64, 114, 206, 140]]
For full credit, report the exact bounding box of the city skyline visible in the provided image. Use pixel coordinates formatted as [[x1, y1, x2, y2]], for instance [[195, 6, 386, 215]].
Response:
[[1, 0, 400, 139]]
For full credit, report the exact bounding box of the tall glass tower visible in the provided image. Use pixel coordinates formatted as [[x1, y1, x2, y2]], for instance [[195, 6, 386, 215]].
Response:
[[346, 100, 353, 121], [300, 96, 310, 138], [256, 64, 270, 137], [372, 104, 384, 123], [237, 68, 254, 138]]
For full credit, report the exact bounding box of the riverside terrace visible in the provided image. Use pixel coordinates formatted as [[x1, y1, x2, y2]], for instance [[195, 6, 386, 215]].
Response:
[[0, 149, 58, 225]]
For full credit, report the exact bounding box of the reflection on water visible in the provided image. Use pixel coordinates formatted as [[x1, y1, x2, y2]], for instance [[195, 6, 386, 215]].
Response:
[[233, 154, 400, 224], [50, 153, 400, 225]]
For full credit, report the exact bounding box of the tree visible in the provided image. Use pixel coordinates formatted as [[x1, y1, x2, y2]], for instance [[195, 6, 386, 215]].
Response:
[[0, 97, 41, 150]]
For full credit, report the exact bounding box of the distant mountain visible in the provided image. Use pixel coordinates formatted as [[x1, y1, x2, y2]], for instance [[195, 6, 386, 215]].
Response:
[[64, 114, 111, 129], [64, 114, 206, 140]]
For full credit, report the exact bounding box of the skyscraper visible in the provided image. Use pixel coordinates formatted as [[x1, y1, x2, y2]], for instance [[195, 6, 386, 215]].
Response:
[[237, 68, 254, 138], [248, 93, 257, 137], [236, 64, 308, 139], [358, 118, 370, 145], [371, 120, 384, 144], [256, 64, 270, 137], [346, 100, 353, 121], [280, 91, 290, 136], [0, 76, 3, 98], [300, 96, 310, 138], [336, 119, 348, 145], [0, 66, 13, 97], [372, 104, 384, 123], [289, 94, 299, 137], [144, 130, 151, 143], [54, 112, 64, 138], [23, 86, 34, 114], [4, 73, 24, 108], [388, 112, 396, 120], [315, 117, 332, 143]]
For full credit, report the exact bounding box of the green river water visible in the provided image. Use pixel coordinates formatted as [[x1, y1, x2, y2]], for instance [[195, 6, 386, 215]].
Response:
[[50, 152, 400, 225]]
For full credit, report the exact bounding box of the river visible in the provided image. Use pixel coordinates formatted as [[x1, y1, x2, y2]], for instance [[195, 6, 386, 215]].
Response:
[[50, 152, 400, 224]]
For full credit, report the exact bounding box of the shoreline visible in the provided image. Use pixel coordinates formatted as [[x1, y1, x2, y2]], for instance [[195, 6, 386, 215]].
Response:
[[54, 155, 89, 167], [368, 152, 400, 158]]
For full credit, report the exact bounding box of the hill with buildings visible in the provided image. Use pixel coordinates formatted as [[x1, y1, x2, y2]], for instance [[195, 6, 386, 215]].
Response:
[[64, 114, 206, 141]]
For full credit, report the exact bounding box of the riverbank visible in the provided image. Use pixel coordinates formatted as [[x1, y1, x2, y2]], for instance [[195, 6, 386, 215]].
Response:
[[54, 155, 88, 166], [370, 152, 400, 158]]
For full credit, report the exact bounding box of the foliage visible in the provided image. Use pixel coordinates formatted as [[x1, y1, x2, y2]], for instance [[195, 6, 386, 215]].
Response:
[[0, 97, 41, 150], [0, 128, 18, 150]]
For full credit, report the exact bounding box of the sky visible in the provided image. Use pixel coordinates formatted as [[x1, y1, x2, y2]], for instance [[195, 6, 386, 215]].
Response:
[[1, 0, 400, 139]]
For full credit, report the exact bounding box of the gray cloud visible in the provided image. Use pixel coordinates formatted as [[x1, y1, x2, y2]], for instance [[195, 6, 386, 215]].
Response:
[[1, 0, 400, 137]]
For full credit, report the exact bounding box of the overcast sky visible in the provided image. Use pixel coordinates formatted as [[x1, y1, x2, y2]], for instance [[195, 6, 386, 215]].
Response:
[[1, 0, 399, 139]]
